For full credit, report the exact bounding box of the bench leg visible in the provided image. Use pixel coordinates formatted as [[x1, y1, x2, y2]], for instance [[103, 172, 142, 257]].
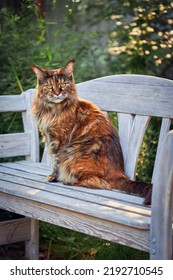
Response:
[[25, 218, 39, 259], [150, 131, 173, 259]]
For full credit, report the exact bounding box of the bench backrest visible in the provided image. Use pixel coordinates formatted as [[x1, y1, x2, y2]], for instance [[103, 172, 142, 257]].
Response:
[[0, 90, 39, 162], [1, 74, 173, 186]]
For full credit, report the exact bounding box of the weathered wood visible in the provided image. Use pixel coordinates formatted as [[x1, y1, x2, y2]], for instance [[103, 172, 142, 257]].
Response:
[[117, 113, 133, 163], [0, 162, 146, 205], [152, 118, 171, 183], [22, 89, 40, 162], [0, 174, 150, 229], [0, 166, 150, 217], [0, 89, 40, 259], [123, 115, 150, 179], [0, 192, 150, 252], [0, 95, 27, 112], [25, 218, 39, 260], [150, 131, 173, 259], [0, 133, 31, 158], [77, 75, 173, 118], [0, 217, 30, 245]]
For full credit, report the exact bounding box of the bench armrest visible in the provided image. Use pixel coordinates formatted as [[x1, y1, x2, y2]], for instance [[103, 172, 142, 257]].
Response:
[[150, 130, 173, 259]]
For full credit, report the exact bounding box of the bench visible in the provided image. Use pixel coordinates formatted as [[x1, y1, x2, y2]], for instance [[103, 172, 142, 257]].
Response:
[[0, 74, 173, 260]]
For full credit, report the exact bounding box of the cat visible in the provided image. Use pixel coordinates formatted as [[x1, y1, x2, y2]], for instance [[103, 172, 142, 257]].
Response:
[[31, 60, 152, 205]]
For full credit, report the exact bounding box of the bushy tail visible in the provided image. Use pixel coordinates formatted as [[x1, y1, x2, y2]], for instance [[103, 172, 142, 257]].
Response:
[[118, 178, 152, 205]]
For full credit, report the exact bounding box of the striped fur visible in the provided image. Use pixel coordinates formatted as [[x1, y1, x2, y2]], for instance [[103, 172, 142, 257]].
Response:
[[32, 60, 152, 205]]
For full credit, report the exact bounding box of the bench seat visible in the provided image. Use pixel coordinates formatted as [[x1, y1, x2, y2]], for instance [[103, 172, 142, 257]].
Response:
[[0, 161, 151, 252]]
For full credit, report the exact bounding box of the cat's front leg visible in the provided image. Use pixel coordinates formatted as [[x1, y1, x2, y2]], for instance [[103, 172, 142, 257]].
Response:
[[46, 156, 59, 182], [46, 172, 58, 182]]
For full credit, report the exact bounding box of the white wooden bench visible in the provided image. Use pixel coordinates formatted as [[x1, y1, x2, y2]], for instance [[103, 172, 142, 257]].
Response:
[[0, 74, 173, 260]]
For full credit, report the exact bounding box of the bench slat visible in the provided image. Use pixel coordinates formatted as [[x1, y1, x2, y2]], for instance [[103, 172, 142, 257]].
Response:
[[0, 179, 150, 229], [124, 115, 150, 179], [0, 163, 150, 229], [152, 118, 171, 184], [118, 113, 134, 163], [0, 95, 26, 112], [0, 165, 150, 216], [0, 133, 31, 158], [0, 218, 30, 245], [77, 75, 173, 118], [0, 161, 147, 205]]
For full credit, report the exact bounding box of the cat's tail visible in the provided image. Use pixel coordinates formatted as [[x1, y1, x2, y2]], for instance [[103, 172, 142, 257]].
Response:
[[117, 178, 152, 205]]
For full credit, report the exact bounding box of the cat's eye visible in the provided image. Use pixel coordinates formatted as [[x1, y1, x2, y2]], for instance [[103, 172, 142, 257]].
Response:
[[47, 84, 53, 90], [59, 83, 66, 89]]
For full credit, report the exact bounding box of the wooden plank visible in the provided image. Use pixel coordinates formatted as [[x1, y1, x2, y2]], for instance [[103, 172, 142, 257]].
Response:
[[0, 217, 30, 245], [151, 131, 173, 259], [3, 160, 152, 208], [0, 180, 150, 228], [0, 169, 149, 218], [124, 115, 150, 179], [152, 118, 171, 183], [0, 95, 26, 112], [22, 89, 40, 162], [0, 168, 150, 217], [77, 74, 173, 118], [0, 162, 146, 208], [0, 133, 31, 158], [0, 162, 147, 207], [97, 74, 173, 87], [25, 218, 39, 260], [118, 113, 133, 162], [0, 192, 150, 252], [0, 176, 150, 229], [0, 162, 50, 176]]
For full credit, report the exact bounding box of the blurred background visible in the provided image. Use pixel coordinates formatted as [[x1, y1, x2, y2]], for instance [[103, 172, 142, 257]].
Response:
[[0, 0, 172, 94], [0, 0, 173, 260]]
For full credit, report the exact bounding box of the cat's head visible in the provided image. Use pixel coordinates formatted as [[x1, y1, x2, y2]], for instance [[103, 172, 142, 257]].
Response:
[[31, 60, 77, 105]]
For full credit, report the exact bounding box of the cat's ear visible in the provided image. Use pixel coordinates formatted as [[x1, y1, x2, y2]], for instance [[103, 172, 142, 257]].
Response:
[[62, 60, 75, 77], [31, 65, 46, 81]]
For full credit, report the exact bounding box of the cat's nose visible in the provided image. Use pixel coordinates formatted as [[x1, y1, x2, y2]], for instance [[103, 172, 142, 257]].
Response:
[[54, 90, 60, 96]]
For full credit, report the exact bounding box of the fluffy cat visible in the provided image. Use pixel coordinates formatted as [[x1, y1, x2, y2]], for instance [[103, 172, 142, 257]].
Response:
[[32, 60, 152, 205]]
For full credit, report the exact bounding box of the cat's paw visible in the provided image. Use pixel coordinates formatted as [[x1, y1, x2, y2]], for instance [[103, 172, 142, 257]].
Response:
[[46, 174, 58, 182]]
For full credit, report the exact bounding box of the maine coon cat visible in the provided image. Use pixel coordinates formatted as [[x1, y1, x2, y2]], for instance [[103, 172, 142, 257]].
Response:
[[32, 60, 152, 205]]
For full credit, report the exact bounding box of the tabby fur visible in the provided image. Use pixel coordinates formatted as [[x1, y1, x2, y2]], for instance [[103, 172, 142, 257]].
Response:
[[32, 60, 152, 205]]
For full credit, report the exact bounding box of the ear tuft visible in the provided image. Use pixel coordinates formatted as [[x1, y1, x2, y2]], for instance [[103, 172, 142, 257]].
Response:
[[31, 65, 46, 80], [62, 59, 75, 77]]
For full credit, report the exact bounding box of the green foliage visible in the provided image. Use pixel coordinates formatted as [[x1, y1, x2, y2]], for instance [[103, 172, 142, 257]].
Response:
[[68, 0, 172, 77], [0, 0, 109, 94], [0, 3, 41, 94], [1, 0, 172, 95], [39, 222, 149, 260], [106, 0, 173, 77]]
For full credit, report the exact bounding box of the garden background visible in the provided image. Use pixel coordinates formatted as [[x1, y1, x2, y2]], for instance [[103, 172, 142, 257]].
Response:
[[0, 0, 172, 259]]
